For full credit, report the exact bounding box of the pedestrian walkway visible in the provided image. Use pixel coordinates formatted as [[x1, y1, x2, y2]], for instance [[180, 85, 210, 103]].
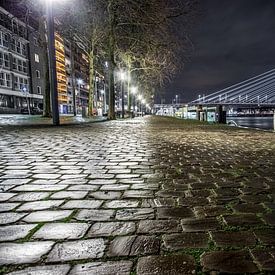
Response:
[[0, 116, 274, 274], [0, 114, 106, 127]]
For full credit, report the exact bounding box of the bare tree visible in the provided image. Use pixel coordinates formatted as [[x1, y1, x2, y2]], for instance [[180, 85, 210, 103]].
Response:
[[58, 0, 106, 117]]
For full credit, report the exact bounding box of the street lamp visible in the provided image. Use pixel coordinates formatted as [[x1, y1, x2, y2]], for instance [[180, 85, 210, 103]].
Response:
[[46, 0, 62, 125], [131, 86, 137, 95], [141, 99, 146, 117]]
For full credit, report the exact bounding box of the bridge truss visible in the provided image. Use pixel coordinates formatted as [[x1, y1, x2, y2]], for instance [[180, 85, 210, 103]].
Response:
[[189, 69, 275, 106]]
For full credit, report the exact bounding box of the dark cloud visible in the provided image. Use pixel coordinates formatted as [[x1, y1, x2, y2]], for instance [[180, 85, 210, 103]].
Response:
[[162, 0, 275, 103]]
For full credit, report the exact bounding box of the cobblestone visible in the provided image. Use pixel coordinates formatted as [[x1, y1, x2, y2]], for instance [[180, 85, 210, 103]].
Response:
[[0, 116, 274, 273], [33, 223, 89, 240], [201, 250, 259, 273], [46, 239, 105, 262], [137, 255, 196, 275], [0, 224, 37, 241], [88, 221, 136, 237], [7, 265, 71, 275], [0, 241, 54, 265]]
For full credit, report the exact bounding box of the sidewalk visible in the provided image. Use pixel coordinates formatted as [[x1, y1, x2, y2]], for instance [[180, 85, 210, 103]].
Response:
[[0, 114, 107, 127], [0, 116, 274, 274]]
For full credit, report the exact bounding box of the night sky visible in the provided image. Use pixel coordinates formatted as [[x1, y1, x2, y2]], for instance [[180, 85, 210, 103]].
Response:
[[162, 0, 275, 103]]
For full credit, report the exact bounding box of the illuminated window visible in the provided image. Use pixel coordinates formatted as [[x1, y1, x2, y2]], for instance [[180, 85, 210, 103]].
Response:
[[34, 54, 39, 63]]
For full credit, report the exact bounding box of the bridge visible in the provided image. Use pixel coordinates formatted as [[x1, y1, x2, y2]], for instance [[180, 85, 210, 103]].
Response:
[[189, 69, 275, 107]]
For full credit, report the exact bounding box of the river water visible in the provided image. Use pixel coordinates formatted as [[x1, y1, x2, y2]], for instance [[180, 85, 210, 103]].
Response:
[[226, 116, 274, 130]]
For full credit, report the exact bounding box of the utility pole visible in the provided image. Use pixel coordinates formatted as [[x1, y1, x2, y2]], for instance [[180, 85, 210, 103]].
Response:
[[46, 1, 60, 125]]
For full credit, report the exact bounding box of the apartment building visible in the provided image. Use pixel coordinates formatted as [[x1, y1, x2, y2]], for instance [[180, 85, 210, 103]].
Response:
[[0, 4, 105, 116], [0, 6, 44, 113]]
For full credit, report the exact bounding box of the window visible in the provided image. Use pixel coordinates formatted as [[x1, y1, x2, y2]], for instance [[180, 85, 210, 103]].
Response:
[[0, 52, 9, 68], [0, 72, 11, 88], [14, 76, 19, 89], [4, 53, 9, 67], [3, 33, 9, 48], [14, 76, 28, 91], [19, 77, 24, 90], [6, 74, 11, 87], [10, 39, 26, 55], [16, 41, 21, 54], [18, 59, 22, 72], [23, 61, 27, 73], [12, 57, 27, 73], [34, 54, 39, 63], [13, 57, 16, 70], [36, 70, 40, 78], [12, 21, 18, 34], [11, 38, 16, 51], [22, 44, 26, 55], [34, 37, 38, 46], [0, 31, 9, 48], [37, 86, 41, 94]]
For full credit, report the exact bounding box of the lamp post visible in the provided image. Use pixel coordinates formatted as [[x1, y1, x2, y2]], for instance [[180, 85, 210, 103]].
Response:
[[137, 94, 142, 116], [141, 99, 146, 116], [77, 79, 83, 115], [130, 86, 137, 117], [46, 0, 60, 125]]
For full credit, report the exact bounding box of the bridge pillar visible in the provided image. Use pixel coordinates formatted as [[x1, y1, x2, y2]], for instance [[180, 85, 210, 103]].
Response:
[[196, 105, 202, 120], [216, 105, 226, 124]]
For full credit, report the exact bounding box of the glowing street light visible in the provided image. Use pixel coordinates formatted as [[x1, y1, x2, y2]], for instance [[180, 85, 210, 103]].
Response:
[[131, 86, 137, 95], [119, 70, 127, 81], [137, 95, 143, 101], [77, 79, 83, 85]]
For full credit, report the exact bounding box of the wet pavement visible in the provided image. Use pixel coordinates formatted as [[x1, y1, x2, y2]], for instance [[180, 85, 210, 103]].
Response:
[[0, 116, 274, 274]]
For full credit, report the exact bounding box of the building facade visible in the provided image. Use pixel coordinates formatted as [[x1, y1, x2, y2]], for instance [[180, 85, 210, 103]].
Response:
[[0, 4, 105, 115], [0, 6, 44, 114]]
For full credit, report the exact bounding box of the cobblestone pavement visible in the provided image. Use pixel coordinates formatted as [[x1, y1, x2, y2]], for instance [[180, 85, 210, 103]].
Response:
[[0, 116, 274, 274]]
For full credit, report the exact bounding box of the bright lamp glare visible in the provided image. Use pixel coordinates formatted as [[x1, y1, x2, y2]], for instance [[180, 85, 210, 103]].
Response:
[[131, 86, 137, 95], [119, 71, 126, 81], [77, 79, 83, 85]]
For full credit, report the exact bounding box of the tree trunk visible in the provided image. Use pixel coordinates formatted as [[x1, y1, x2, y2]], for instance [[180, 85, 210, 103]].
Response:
[[88, 49, 95, 116], [127, 56, 131, 113], [107, 0, 116, 120]]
